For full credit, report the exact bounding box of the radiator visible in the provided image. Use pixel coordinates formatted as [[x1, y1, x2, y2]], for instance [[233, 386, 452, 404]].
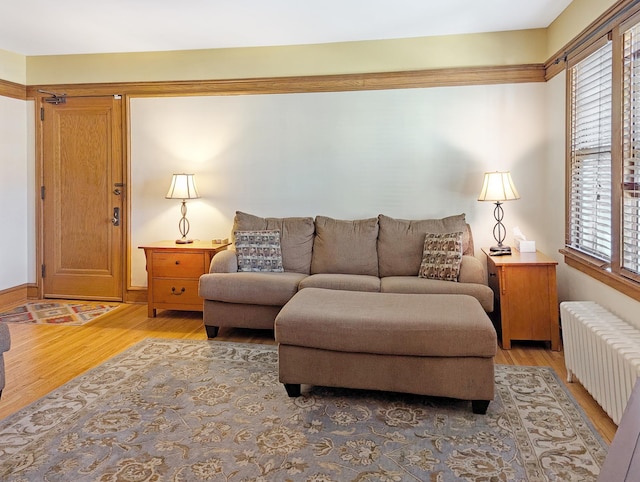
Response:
[[560, 301, 640, 425]]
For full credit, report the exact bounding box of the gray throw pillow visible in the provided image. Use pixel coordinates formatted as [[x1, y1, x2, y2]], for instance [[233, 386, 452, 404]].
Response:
[[235, 230, 284, 272]]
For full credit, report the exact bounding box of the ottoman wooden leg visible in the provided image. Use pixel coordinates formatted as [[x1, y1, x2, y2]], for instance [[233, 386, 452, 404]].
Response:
[[472, 400, 490, 414], [284, 383, 301, 397], [205, 325, 219, 338]]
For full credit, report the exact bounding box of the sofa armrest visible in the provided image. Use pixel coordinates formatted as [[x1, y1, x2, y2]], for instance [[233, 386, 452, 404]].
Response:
[[458, 255, 486, 284], [209, 249, 238, 273]]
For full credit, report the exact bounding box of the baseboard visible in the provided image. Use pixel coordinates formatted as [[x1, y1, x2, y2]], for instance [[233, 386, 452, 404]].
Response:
[[126, 287, 147, 304], [2, 284, 147, 306], [27, 283, 39, 300], [0, 284, 28, 309]]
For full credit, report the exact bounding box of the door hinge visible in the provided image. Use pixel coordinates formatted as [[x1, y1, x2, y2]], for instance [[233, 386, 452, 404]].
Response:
[[40, 107, 44, 121], [41, 186, 45, 200], [41, 264, 46, 278]]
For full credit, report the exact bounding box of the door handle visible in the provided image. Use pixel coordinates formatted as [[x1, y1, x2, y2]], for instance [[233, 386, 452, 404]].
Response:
[[112, 207, 120, 226]]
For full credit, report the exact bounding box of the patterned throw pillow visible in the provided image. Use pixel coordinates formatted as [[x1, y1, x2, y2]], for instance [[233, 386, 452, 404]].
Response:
[[418, 232, 463, 281], [235, 230, 284, 272]]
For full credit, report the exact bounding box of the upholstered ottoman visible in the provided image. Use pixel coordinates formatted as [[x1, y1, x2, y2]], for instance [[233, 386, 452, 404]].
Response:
[[274, 288, 497, 413]]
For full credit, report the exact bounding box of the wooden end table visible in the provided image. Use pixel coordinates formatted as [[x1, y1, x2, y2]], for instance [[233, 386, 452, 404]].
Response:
[[139, 240, 230, 317], [482, 248, 560, 351]]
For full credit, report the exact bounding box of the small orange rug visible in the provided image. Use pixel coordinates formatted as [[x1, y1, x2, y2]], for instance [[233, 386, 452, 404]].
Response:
[[0, 301, 120, 326]]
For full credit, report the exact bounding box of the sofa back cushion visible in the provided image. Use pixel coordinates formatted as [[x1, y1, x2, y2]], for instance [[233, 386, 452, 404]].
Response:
[[377, 214, 473, 277], [233, 211, 315, 274], [311, 216, 379, 276]]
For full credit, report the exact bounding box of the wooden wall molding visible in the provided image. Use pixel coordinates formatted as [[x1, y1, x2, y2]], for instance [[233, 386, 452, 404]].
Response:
[[7, 1, 640, 98], [27, 64, 546, 99], [126, 288, 147, 304], [0, 284, 29, 308], [0, 79, 26, 100]]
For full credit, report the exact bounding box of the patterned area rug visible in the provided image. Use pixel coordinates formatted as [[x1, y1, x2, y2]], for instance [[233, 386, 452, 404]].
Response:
[[0, 301, 120, 325], [0, 339, 607, 481]]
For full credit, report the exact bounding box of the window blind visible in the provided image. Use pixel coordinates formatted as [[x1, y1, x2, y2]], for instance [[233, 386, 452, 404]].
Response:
[[623, 23, 640, 277], [569, 41, 613, 261]]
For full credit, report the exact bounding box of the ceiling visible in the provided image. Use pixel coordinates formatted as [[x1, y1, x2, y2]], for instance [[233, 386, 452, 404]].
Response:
[[1, 0, 573, 57]]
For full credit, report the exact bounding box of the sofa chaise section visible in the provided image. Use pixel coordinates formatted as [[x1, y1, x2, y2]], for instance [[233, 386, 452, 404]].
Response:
[[199, 212, 314, 338]]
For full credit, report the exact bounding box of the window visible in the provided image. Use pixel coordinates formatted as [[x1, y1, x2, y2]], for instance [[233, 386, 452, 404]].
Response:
[[622, 22, 640, 279], [565, 12, 640, 298], [568, 40, 613, 261]]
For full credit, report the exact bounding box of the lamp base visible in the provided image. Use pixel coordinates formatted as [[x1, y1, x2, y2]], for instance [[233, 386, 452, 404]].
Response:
[[489, 245, 512, 255], [175, 239, 194, 244]]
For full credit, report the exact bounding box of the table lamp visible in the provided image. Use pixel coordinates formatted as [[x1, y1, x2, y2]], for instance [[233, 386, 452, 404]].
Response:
[[166, 173, 200, 244], [477, 171, 520, 254]]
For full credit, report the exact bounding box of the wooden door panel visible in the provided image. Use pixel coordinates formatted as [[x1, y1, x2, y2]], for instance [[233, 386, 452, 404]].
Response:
[[42, 96, 123, 300]]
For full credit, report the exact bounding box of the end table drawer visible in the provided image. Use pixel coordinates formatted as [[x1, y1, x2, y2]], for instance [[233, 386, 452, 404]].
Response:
[[153, 279, 201, 305], [152, 252, 205, 278]]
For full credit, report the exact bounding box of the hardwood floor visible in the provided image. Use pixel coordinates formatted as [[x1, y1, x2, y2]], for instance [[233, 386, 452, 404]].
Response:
[[0, 302, 618, 443]]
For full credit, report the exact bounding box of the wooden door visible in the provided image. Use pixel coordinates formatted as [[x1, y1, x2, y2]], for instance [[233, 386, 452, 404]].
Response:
[[41, 96, 124, 301]]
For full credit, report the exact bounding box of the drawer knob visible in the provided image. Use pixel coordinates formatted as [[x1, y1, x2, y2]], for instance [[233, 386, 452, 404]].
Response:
[[171, 286, 186, 296], [175, 260, 180, 265]]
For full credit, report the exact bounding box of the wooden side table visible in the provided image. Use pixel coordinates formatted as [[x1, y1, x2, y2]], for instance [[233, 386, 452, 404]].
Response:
[[139, 240, 230, 317], [482, 248, 560, 351]]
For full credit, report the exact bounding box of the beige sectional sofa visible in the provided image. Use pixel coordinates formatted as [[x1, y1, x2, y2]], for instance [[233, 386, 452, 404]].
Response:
[[199, 211, 493, 338]]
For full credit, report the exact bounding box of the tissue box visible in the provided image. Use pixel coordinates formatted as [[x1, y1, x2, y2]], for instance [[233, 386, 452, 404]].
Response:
[[516, 239, 536, 252]]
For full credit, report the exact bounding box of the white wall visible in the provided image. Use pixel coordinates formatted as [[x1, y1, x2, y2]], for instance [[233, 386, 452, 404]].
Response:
[[0, 96, 30, 291], [130, 83, 549, 286], [8, 70, 640, 330], [546, 71, 640, 328]]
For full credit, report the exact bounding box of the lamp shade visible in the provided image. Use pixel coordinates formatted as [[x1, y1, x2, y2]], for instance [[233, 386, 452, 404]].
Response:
[[165, 173, 200, 200], [477, 171, 520, 202]]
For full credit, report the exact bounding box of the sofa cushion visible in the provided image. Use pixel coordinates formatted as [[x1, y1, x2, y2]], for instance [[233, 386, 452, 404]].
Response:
[[311, 216, 379, 276], [418, 231, 463, 281], [377, 214, 471, 277], [380, 276, 494, 312], [198, 272, 307, 306], [235, 230, 284, 272], [233, 211, 315, 274], [299, 273, 381, 292], [275, 289, 496, 358]]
